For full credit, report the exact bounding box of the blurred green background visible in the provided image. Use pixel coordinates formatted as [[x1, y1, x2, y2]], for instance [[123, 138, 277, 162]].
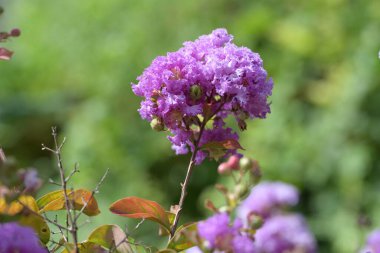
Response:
[[1, 0, 380, 252]]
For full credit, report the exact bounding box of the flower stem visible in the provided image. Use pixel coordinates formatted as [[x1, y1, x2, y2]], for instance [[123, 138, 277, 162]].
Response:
[[170, 122, 206, 238]]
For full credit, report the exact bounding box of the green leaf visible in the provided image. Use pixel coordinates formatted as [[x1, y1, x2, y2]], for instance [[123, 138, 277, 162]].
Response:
[[157, 250, 177, 253], [19, 211, 50, 244], [0, 195, 50, 244], [109, 196, 171, 233], [87, 224, 133, 253], [37, 189, 100, 216], [61, 242, 107, 253], [159, 212, 176, 236], [167, 223, 198, 252]]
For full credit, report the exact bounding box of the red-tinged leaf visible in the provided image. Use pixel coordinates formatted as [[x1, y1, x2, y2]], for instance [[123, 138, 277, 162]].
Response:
[[202, 139, 244, 151], [202, 139, 244, 160], [167, 223, 198, 251], [37, 189, 100, 216], [0, 47, 13, 60], [109, 196, 171, 232], [88, 224, 133, 253]]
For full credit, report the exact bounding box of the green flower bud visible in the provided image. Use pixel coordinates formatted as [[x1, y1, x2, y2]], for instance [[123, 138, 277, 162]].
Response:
[[248, 213, 264, 230], [150, 117, 165, 131], [190, 84, 202, 100], [239, 157, 253, 172]]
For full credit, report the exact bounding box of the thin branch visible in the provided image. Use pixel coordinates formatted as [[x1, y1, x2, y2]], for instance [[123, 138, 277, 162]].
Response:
[[74, 168, 109, 222], [54, 214, 68, 242], [170, 121, 206, 238], [170, 100, 227, 238], [44, 127, 79, 253], [65, 162, 79, 182]]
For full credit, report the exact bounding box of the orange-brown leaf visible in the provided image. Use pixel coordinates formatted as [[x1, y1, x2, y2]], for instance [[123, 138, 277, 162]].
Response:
[[109, 196, 170, 232], [37, 189, 100, 216]]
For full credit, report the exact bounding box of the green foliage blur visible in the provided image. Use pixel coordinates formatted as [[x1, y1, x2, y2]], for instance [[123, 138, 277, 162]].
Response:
[[1, 0, 379, 252]]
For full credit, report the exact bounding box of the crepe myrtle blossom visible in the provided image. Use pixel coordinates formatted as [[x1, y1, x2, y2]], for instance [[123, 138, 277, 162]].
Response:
[[0, 222, 47, 253], [237, 181, 299, 220], [132, 28, 273, 164], [360, 229, 380, 253], [255, 214, 316, 253], [197, 212, 256, 252]]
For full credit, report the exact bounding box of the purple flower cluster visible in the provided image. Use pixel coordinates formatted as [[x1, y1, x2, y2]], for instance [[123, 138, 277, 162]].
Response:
[[197, 212, 255, 253], [255, 214, 316, 253], [237, 181, 299, 219], [196, 182, 316, 252], [0, 222, 47, 253], [360, 229, 380, 253], [132, 28, 273, 163]]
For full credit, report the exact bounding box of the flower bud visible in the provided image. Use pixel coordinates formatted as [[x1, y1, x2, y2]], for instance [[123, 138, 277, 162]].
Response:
[[234, 184, 248, 198], [150, 117, 165, 131], [238, 119, 247, 131], [226, 155, 240, 170], [236, 111, 249, 121], [218, 162, 231, 175], [239, 157, 253, 172], [10, 28, 21, 37], [248, 212, 264, 230], [250, 160, 261, 182], [190, 84, 202, 100]]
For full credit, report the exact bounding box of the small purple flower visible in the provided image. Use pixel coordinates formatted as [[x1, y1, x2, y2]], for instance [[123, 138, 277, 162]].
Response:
[[19, 168, 42, 192], [255, 214, 316, 253], [197, 212, 255, 252], [185, 247, 203, 253], [237, 181, 299, 221], [197, 212, 232, 248], [360, 229, 380, 253], [233, 235, 256, 253], [0, 222, 47, 253], [132, 28, 273, 164]]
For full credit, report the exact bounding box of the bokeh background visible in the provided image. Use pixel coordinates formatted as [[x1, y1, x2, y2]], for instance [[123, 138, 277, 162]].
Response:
[[1, 0, 380, 252]]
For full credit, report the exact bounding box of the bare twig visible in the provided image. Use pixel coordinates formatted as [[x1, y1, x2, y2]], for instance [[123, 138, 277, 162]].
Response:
[[74, 168, 109, 222], [65, 163, 79, 182], [43, 127, 79, 253], [48, 178, 62, 186]]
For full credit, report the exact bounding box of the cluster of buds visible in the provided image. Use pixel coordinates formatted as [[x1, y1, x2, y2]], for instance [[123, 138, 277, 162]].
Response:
[[218, 155, 261, 181], [0, 6, 21, 61], [205, 156, 261, 214]]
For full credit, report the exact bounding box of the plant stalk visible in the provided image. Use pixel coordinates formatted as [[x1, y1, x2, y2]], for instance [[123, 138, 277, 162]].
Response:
[[170, 122, 206, 238]]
